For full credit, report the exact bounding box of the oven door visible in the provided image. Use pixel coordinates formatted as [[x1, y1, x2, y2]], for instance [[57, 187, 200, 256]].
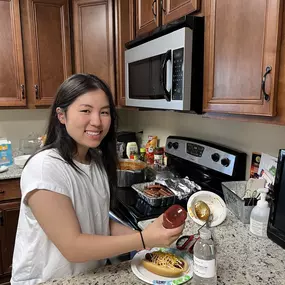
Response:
[[125, 28, 191, 111]]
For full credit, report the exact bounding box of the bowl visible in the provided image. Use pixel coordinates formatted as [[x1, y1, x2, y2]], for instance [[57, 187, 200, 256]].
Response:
[[14, 155, 31, 168], [187, 191, 227, 227]]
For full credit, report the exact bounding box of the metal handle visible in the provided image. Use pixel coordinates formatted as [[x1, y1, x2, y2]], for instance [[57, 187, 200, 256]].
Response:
[[161, 0, 165, 13], [0, 189, 5, 194], [160, 49, 171, 101], [21, 84, 25, 99], [34, 84, 39, 100], [261, 66, 272, 101], [152, 0, 157, 18]]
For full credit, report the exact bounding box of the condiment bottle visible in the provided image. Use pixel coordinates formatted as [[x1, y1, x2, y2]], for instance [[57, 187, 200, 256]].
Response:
[[163, 205, 187, 229], [139, 147, 146, 162], [154, 147, 164, 166]]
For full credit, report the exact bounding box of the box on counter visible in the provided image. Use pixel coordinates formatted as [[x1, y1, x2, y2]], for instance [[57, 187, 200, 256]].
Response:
[[0, 139, 13, 166]]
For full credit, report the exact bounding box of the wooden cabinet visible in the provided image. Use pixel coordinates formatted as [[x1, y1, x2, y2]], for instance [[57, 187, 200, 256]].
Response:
[[0, 0, 26, 107], [161, 0, 200, 25], [135, 0, 160, 36], [25, 0, 72, 106], [0, 179, 21, 283], [203, 0, 283, 116], [115, 0, 134, 106], [72, 0, 115, 95], [134, 0, 200, 37], [0, 202, 20, 276]]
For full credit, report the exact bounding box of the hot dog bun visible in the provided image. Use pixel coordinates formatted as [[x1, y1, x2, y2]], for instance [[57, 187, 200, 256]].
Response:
[[141, 251, 188, 278]]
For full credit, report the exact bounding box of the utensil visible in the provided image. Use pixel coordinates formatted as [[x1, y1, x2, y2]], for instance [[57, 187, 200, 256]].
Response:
[[194, 200, 213, 229]]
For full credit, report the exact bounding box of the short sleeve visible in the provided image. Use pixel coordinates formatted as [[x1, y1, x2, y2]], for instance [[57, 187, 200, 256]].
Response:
[[20, 150, 71, 205]]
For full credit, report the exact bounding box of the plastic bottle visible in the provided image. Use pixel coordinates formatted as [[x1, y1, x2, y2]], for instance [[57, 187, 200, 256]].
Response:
[[193, 228, 217, 285], [250, 188, 270, 238]]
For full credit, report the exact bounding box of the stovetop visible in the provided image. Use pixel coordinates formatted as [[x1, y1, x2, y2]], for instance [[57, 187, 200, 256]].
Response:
[[111, 136, 247, 229]]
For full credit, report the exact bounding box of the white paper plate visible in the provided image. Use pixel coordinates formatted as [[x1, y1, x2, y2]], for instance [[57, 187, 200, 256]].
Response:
[[131, 247, 193, 285], [187, 190, 227, 227]]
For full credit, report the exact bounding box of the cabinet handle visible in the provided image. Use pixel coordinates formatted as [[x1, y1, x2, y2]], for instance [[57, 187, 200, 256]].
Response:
[[152, 0, 157, 18], [34, 84, 39, 100], [161, 0, 165, 13], [261, 66, 272, 101], [21, 84, 25, 99], [0, 189, 5, 194]]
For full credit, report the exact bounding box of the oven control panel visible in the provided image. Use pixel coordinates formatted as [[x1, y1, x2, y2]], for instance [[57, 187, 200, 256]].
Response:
[[166, 137, 238, 176]]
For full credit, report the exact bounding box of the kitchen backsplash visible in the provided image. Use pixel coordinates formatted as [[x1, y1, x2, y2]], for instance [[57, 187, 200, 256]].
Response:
[[1, 108, 285, 179], [117, 109, 285, 179]]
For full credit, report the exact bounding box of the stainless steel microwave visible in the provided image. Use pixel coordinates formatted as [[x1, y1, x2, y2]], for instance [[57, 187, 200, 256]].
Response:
[[124, 16, 204, 112]]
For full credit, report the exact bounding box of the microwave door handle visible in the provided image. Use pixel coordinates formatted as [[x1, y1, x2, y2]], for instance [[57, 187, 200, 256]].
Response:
[[160, 49, 171, 102]]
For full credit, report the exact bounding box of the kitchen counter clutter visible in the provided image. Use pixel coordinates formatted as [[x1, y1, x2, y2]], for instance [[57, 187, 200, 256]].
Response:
[[41, 210, 285, 285]]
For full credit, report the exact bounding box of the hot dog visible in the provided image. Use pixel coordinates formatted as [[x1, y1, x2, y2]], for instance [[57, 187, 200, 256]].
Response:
[[141, 251, 188, 278]]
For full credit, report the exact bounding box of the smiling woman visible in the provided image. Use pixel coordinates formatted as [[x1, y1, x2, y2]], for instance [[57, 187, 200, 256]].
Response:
[[11, 74, 185, 285]]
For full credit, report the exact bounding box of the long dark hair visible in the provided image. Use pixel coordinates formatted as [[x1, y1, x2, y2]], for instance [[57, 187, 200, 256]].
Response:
[[27, 73, 118, 193]]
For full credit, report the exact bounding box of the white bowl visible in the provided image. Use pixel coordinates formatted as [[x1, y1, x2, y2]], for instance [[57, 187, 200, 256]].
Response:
[[187, 191, 227, 227], [14, 155, 31, 168]]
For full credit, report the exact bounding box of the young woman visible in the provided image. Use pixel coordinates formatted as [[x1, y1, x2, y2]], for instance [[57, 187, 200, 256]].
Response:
[[11, 74, 184, 285]]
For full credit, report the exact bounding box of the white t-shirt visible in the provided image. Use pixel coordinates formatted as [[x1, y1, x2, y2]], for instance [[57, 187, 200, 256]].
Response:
[[11, 149, 111, 285]]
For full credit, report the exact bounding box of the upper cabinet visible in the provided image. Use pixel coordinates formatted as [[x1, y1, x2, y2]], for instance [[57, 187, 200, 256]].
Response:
[[161, 0, 200, 25], [203, 0, 283, 116], [72, 0, 115, 95], [134, 0, 200, 37], [26, 0, 72, 106], [135, 0, 160, 36], [0, 0, 26, 107]]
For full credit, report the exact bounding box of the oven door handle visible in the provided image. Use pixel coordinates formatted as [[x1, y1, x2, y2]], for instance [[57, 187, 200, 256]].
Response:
[[160, 49, 171, 102]]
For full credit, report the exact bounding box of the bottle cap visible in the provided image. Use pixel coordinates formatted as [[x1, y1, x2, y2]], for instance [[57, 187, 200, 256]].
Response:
[[199, 227, 212, 240]]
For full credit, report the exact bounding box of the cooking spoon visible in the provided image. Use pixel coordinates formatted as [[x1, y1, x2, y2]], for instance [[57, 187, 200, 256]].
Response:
[[194, 200, 213, 228]]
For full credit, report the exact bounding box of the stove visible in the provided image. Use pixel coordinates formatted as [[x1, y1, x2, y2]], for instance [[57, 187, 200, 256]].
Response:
[[110, 136, 247, 230]]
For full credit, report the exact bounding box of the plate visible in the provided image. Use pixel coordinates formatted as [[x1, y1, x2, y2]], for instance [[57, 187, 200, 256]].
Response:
[[187, 190, 227, 227], [131, 247, 193, 285]]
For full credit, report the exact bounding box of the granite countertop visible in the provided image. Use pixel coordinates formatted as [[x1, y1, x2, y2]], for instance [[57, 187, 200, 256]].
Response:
[[0, 163, 22, 180], [0, 150, 25, 180], [41, 210, 285, 285]]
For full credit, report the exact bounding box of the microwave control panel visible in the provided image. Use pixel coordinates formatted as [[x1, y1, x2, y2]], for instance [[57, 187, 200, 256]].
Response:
[[172, 48, 184, 101]]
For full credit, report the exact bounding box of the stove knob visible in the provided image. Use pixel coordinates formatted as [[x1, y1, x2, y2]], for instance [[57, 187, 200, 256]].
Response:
[[211, 153, 220, 162], [221, 158, 230, 167], [167, 142, 173, 149], [173, 142, 179, 150]]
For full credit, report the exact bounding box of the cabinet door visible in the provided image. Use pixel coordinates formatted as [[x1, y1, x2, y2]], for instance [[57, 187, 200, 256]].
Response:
[[161, 0, 200, 25], [73, 0, 115, 95], [115, 0, 134, 106], [0, 0, 26, 107], [135, 0, 160, 36], [203, 0, 283, 116], [27, 0, 72, 106], [0, 202, 20, 275]]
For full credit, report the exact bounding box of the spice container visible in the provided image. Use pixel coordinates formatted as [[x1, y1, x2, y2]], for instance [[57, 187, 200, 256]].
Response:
[[139, 147, 146, 162], [163, 204, 187, 229], [154, 147, 164, 165]]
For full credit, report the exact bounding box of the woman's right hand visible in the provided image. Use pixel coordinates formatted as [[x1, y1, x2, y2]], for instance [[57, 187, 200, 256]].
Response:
[[141, 214, 184, 248]]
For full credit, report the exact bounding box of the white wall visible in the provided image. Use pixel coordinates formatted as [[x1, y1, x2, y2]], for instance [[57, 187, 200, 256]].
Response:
[[1, 108, 285, 178], [117, 109, 285, 178], [0, 109, 49, 148]]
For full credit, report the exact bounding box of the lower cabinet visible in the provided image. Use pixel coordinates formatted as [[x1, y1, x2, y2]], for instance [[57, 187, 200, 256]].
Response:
[[0, 202, 20, 277], [0, 179, 21, 284]]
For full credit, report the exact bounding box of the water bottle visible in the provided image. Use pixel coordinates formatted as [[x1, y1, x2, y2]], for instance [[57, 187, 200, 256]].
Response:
[[193, 228, 217, 285]]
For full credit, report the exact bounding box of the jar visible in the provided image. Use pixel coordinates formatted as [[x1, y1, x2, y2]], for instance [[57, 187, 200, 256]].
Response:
[[139, 147, 146, 162], [154, 147, 164, 165]]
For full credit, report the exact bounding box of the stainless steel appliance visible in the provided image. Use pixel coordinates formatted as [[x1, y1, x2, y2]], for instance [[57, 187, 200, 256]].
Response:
[[110, 136, 247, 230], [268, 149, 285, 249], [124, 15, 204, 112]]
